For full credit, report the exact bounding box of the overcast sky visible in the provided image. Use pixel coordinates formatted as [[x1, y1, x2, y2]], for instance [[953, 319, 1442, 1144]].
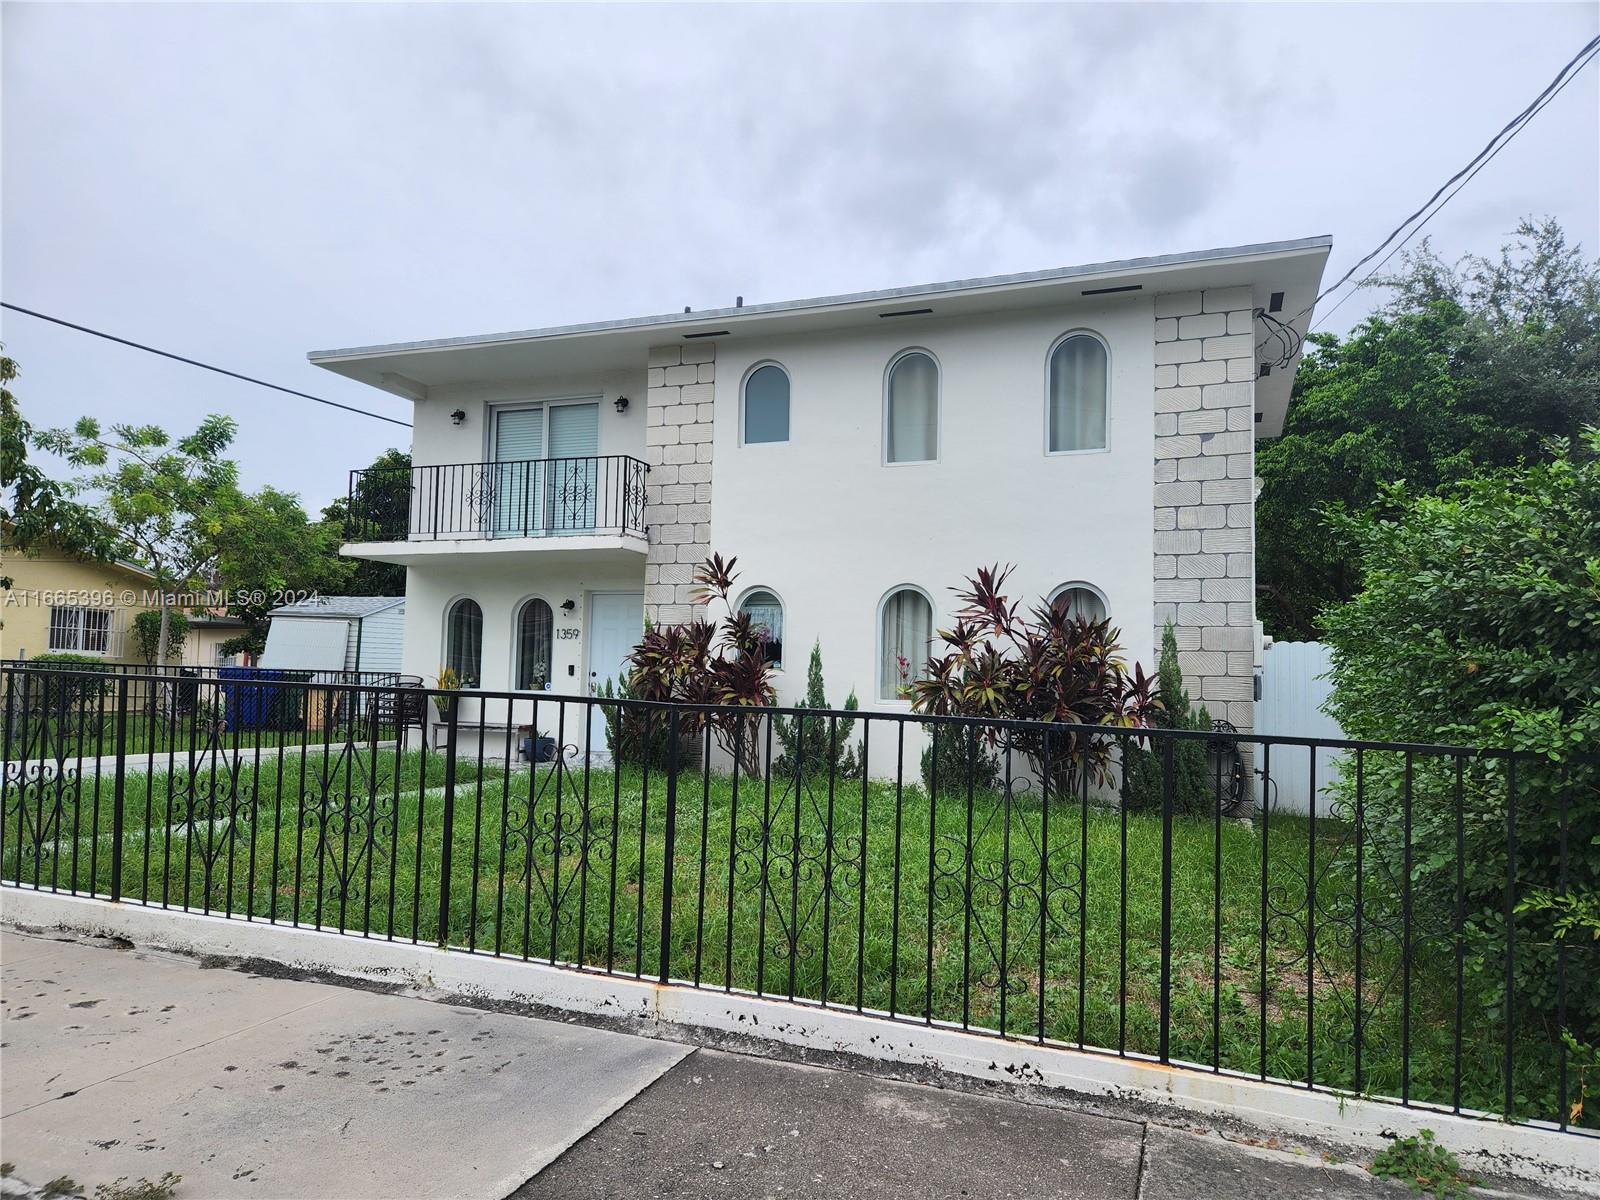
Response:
[[4, 2, 1597, 512]]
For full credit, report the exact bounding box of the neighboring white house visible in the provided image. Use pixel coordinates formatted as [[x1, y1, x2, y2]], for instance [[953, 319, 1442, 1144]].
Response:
[[259, 596, 407, 676], [309, 237, 1330, 765]]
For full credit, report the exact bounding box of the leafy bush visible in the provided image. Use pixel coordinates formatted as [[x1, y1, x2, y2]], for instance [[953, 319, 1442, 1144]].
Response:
[[133, 608, 188, 663], [1120, 623, 1215, 815], [596, 675, 681, 770], [1324, 432, 1600, 1054], [919, 722, 1000, 797], [908, 565, 1157, 796], [16, 653, 113, 706], [626, 554, 775, 775], [773, 640, 861, 779]]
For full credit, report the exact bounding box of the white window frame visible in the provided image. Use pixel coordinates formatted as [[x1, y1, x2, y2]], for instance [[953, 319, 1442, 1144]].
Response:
[[511, 594, 556, 692], [882, 347, 942, 467], [442, 595, 484, 687], [734, 585, 786, 671], [875, 584, 936, 705], [47, 606, 114, 655], [1048, 581, 1109, 624], [1043, 329, 1112, 457], [739, 361, 792, 448]]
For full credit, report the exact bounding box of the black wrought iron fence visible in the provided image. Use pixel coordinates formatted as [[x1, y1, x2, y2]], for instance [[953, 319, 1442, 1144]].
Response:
[[344, 456, 650, 542], [1, 665, 1592, 1137]]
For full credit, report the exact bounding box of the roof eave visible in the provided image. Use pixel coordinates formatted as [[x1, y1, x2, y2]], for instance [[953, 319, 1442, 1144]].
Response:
[[307, 235, 1333, 367]]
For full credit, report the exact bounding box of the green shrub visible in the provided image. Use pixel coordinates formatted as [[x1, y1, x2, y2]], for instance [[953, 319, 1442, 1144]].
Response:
[[919, 722, 1001, 797], [1324, 432, 1600, 1063], [1120, 623, 1215, 815], [773, 640, 861, 779], [15, 653, 113, 706]]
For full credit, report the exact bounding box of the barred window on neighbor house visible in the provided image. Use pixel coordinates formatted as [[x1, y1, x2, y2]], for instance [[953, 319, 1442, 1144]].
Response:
[[48, 606, 113, 654]]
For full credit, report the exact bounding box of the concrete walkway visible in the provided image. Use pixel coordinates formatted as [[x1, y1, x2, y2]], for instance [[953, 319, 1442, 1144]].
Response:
[[0, 929, 1558, 1200]]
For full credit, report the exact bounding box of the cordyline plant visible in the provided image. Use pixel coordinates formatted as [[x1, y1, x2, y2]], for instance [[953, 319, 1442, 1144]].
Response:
[[626, 553, 774, 775], [907, 565, 1159, 794]]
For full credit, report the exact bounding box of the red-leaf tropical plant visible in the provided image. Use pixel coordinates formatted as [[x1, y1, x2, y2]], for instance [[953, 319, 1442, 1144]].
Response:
[[906, 565, 1160, 795], [625, 553, 774, 775]]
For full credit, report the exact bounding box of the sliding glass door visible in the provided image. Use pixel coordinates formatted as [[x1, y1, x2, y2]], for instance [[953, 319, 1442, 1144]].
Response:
[[489, 400, 598, 537]]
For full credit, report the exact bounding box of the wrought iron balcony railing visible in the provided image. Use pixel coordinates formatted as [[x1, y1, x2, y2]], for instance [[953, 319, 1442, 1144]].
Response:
[[344, 456, 649, 543]]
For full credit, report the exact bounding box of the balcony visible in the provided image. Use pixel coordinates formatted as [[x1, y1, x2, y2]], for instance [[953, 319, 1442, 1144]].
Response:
[[341, 456, 650, 567]]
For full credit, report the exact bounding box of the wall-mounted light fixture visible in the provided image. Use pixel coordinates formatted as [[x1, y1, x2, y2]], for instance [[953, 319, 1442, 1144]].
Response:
[[613, 395, 630, 415], [560, 599, 576, 613], [450, 409, 467, 426]]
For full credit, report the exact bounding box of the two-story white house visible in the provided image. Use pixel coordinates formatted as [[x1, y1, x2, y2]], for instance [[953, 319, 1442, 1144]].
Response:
[[310, 236, 1329, 765]]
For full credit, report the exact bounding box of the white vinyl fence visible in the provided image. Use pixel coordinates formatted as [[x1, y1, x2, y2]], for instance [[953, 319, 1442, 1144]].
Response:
[[1252, 640, 1345, 816]]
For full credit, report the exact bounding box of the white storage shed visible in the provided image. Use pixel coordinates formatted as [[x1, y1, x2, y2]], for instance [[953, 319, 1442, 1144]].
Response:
[[259, 596, 406, 675]]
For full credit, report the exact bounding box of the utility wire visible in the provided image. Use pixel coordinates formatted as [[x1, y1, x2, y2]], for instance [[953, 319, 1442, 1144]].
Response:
[[0, 302, 412, 429], [1310, 43, 1596, 332], [1306, 33, 1600, 326]]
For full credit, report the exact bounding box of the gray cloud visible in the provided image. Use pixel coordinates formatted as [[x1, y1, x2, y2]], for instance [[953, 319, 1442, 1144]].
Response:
[[3, 2, 1596, 510]]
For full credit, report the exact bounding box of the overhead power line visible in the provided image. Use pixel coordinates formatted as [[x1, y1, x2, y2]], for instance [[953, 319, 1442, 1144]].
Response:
[[1306, 33, 1600, 330], [0, 302, 412, 429]]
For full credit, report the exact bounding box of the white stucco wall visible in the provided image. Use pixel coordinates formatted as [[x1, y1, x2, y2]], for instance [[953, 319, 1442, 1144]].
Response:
[[707, 298, 1157, 709], [409, 369, 646, 469]]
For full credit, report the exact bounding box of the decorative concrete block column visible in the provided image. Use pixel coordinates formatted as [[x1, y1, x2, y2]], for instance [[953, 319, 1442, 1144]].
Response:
[[1152, 288, 1257, 730], [643, 342, 715, 626]]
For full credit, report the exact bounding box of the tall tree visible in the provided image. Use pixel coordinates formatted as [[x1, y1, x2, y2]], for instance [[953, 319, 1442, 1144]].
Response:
[[217, 486, 352, 659], [0, 350, 117, 582], [316, 447, 410, 596], [33, 415, 255, 663], [1257, 219, 1600, 639]]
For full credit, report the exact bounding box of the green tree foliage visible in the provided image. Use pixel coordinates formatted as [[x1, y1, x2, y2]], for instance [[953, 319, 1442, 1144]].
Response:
[[132, 609, 188, 663], [32, 415, 256, 664], [1323, 432, 1600, 1053], [0, 351, 117, 581], [317, 448, 410, 596], [773, 640, 861, 779], [1258, 219, 1600, 639], [218, 487, 350, 659]]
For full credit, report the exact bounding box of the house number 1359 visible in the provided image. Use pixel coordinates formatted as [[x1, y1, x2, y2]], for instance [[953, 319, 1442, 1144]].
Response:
[[556, 628, 581, 640]]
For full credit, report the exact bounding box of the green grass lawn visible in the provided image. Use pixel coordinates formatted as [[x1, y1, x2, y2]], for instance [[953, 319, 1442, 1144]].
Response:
[[1, 749, 1574, 1127], [3, 708, 404, 759]]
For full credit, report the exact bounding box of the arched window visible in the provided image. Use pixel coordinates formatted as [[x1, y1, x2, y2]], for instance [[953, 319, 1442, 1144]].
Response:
[[743, 363, 790, 444], [1048, 334, 1108, 452], [1050, 583, 1108, 624], [515, 598, 554, 690], [444, 598, 483, 687], [885, 350, 939, 463], [738, 588, 784, 667], [879, 587, 933, 700]]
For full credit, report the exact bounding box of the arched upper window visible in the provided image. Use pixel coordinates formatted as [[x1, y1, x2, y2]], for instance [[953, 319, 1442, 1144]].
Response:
[[879, 587, 933, 699], [1048, 334, 1108, 452], [444, 598, 483, 687], [885, 350, 939, 463], [738, 588, 784, 668], [743, 363, 790, 444], [1050, 583, 1108, 624], [515, 598, 554, 690]]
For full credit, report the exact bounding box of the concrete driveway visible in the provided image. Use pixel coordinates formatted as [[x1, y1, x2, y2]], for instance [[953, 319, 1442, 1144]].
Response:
[[0, 928, 687, 1199]]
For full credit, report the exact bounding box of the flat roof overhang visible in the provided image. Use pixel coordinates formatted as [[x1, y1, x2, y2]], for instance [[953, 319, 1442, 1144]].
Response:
[[310, 236, 1331, 437], [341, 535, 648, 570]]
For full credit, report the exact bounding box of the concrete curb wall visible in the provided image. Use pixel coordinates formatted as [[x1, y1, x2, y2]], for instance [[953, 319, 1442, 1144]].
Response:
[[4, 887, 1594, 1195]]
